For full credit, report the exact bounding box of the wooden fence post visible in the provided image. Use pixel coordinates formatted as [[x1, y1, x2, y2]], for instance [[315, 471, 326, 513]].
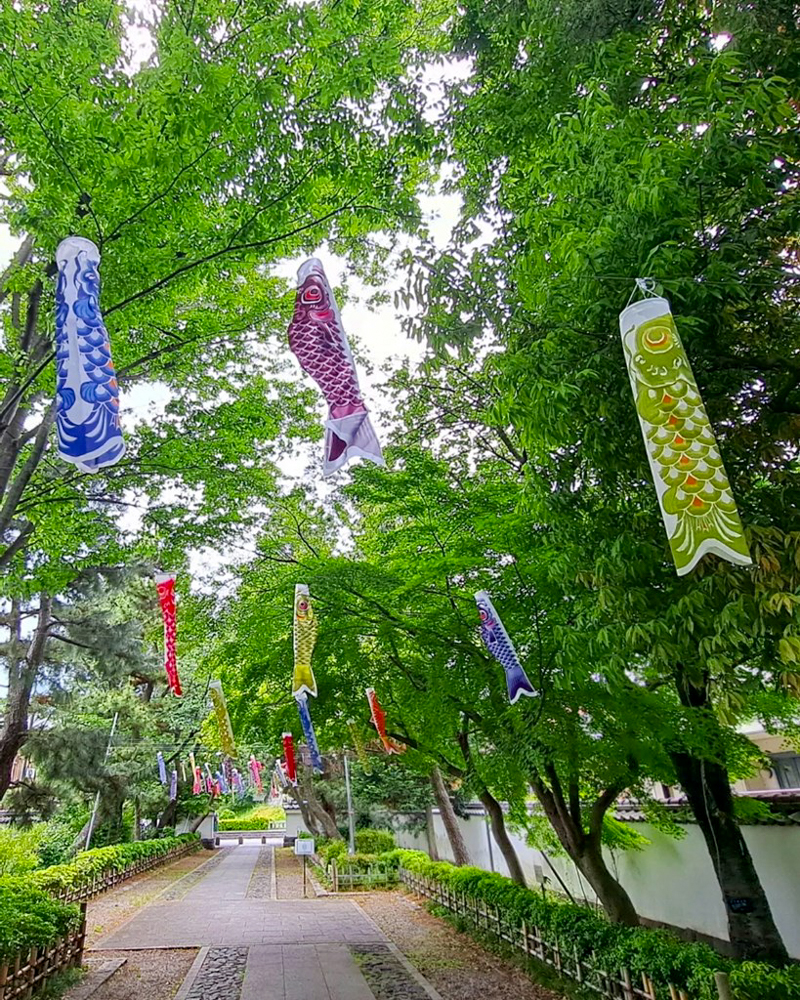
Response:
[[714, 972, 734, 1000], [621, 968, 634, 1000], [76, 902, 88, 966]]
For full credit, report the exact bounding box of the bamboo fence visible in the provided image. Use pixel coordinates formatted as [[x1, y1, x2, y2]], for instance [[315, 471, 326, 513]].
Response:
[[55, 839, 199, 903], [400, 868, 705, 1000], [0, 902, 86, 1000], [328, 857, 399, 892]]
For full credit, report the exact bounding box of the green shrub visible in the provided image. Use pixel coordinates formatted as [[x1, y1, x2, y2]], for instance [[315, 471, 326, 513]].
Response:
[[354, 829, 395, 854], [0, 878, 81, 959], [394, 851, 799, 1000], [318, 839, 348, 864], [30, 834, 199, 895], [0, 825, 45, 876]]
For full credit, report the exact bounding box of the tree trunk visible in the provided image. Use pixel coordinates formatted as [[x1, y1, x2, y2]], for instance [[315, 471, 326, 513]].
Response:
[[296, 768, 342, 840], [157, 798, 178, 830], [0, 597, 51, 801], [425, 804, 439, 860], [672, 668, 788, 965], [530, 772, 639, 925], [574, 838, 639, 925], [672, 749, 789, 964], [477, 788, 526, 885], [190, 811, 210, 834], [430, 766, 471, 866]]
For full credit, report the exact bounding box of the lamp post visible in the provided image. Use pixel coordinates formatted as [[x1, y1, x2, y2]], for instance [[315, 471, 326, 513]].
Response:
[[343, 752, 356, 855]]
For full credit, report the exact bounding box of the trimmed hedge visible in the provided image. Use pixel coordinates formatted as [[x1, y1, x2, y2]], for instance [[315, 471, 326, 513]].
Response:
[[396, 851, 800, 1000], [30, 834, 199, 895], [218, 818, 277, 831], [0, 877, 80, 960]]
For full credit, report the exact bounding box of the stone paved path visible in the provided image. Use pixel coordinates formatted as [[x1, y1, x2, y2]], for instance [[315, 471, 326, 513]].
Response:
[[92, 843, 439, 1000]]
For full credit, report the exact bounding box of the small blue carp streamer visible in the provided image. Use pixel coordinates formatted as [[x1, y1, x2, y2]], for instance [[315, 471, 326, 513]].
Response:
[[474, 591, 537, 705], [169, 770, 178, 801], [233, 769, 245, 796], [297, 694, 324, 773], [157, 751, 167, 784], [216, 769, 229, 794], [55, 237, 125, 472]]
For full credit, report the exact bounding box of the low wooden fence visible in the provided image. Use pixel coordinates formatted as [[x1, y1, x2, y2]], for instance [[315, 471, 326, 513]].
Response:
[[55, 840, 199, 903], [329, 858, 399, 892], [0, 902, 86, 1000], [400, 868, 705, 1000]]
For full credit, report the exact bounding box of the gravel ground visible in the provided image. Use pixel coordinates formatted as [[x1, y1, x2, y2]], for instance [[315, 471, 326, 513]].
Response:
[[184, 947, 247, 1000], [75, 949, 197, 1000], [357, 891, 565, 1000], [274, 847, 309, 899], [85, 849, 216, 948], [247, 846, 275, 899]]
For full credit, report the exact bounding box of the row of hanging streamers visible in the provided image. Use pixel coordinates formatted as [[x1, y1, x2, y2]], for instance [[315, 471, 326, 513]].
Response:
[[53, 251, 388, 479]]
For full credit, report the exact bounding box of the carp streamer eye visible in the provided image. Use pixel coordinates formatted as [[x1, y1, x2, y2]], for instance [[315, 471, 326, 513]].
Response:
[[644, 325, 671, 351], [302, 285, 322, 304], [479, 609, 488, 621]]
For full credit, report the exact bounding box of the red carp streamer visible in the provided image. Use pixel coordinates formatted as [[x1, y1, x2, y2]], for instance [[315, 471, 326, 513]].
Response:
[[155, 572, 181, 695], [249, 755, 264, 793], [282, 732, 297, 783], [366, 688, 404, 754]]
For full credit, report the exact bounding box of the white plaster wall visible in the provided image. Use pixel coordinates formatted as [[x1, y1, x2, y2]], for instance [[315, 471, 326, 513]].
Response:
[[394, 812, 800, 959], [284, 808, 307, 839]]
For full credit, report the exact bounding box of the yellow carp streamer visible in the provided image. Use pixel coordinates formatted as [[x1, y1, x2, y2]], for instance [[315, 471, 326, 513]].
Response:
[[292, 584, 318, 698], [209, 679, 236, 755], [620, 283, 751, 576], [348, 719, 371, 773]]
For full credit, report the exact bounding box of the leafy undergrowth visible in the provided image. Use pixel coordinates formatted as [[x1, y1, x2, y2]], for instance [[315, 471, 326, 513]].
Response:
[[398, 851, 800, 1000]]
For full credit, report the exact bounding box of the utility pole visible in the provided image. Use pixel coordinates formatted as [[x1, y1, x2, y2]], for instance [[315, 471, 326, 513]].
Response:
[[85, 711, 119, 850], [343, 752, 356, 855]]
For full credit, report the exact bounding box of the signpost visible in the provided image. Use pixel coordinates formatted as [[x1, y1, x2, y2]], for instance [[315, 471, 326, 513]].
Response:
[[295, 837, 315, 897]]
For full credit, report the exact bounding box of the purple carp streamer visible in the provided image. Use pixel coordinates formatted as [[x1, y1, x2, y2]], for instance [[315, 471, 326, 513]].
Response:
[[475, 591, 537, 705], [297, 694, 324, 773], [157, 752, 167, 784], [169, 770, 178, 801], [55, 237, 125, 472], [287, 258, 384, 475]]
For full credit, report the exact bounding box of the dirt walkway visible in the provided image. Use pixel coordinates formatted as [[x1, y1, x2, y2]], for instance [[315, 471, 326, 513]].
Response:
[[274, 846, 309, 898], [358, 891, 564, 1000], [85, 848, 217, 947]]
